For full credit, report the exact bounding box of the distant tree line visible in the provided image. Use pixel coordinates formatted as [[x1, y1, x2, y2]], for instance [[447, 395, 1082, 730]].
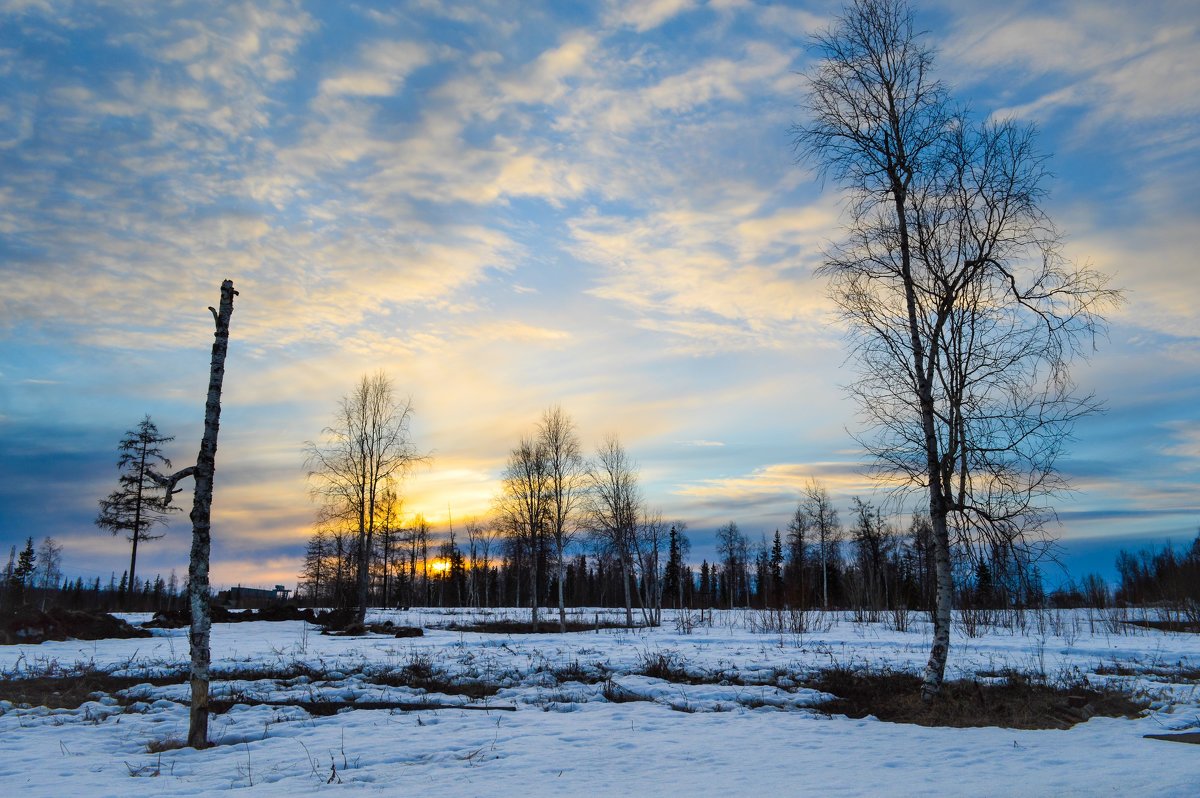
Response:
[[296, 453, 1061, 619], [1, 533, 187, 614], [1042, 533, 1200, 615]]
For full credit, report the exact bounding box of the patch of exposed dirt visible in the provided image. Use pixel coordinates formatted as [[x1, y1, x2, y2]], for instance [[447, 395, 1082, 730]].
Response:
[[0, 671, 180, 709], [1126, 619, 1200, 634], [0, 659, 499, 710], [142, 605, 317, 629], [807, 667, 1147, 729], [0, 607, 152, 645]]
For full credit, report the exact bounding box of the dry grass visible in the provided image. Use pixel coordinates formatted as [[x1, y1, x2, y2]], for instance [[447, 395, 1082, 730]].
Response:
[[145, 734, 187, 753]]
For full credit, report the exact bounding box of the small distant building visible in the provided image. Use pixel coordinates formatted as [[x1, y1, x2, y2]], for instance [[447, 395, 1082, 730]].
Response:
[[217, 584, 291, 608]]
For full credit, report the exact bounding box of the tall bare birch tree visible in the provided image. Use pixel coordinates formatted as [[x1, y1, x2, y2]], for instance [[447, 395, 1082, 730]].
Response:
[[305, 373, 420, 626], [801, 480, 841, 609], [794, 0, 1117, 699], [464, 517, 499, 607], [585, 435, 641, 628], [637, 509, 668, 625], [496, 435, 550, 628], [538, 405, 584, 632]]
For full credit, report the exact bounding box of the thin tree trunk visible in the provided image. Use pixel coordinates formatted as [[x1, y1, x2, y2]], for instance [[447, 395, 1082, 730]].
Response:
[[187, 279, 237, 749], [821, 535, 829, 609], [530, 537, 539, 629], [621, 553, 633, 628], [128, 444, 146, 607], [557, 544, 566, 633]]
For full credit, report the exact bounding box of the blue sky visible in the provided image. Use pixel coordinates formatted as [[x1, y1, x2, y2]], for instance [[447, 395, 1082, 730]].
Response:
[[1, 0, 1197, 590]]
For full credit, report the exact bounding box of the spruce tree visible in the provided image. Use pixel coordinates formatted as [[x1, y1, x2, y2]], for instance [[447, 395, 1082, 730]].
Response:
[[10, 538, 35, 605], [769, 531, 785, 608], [663, 526, 682, 609]]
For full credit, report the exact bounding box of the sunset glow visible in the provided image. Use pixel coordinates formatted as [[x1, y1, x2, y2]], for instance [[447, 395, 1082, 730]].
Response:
[[0, 0, 1196, 590]]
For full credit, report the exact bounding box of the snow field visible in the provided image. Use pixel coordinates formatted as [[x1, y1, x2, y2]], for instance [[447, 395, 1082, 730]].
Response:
[[0, 608, 1197, 796]]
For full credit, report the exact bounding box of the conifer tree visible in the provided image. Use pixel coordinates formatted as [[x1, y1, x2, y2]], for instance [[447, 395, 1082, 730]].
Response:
[[96, 415, 177, 603], [663, 526, 682, 609], [769, 531, 785, 608], [9, 538, 35, 605]]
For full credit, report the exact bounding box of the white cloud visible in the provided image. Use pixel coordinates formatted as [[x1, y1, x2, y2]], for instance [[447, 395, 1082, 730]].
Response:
[[570, 194, 839, 350], [941, 1, 1200, 136], [674, 461, 879, 506], [499, 32, 596, 104], [316, 40, 432, 100], [607, 0, 696, 33]]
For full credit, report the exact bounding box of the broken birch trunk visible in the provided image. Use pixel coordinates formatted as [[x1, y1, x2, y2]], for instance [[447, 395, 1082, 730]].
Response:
[[186, 278, 237, 748], [149, 279, 238, 748]]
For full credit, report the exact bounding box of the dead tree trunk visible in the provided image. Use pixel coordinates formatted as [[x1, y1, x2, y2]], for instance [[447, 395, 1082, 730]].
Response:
[[185, 279, 237, 747], [149, 279, 237, 749]]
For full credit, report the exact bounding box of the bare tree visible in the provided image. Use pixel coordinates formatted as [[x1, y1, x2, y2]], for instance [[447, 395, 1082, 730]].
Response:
[[715, 521, 748, 609], [538, 405, 585, 632], [464, 517, 482, 607], [35, 537, 63, 592], [584, 435, 641, 628], [300, 530, 329, 606], [417, 514, 431, 606], [464, 517, 500, 607], [785, 502, 810, 607], [496, 435, 550, 627], [794, 0, 1118, 698], [305, 372, 420, 626], [402, 513, 430, 609], [374, 487, 402, 608], [636, 509, 668, 625], [801, 481, 841, 609], [96, 415, 178, 602], [849, 497, 893, 611]]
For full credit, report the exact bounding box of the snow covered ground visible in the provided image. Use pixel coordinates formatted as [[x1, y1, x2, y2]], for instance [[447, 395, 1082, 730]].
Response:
[[1, 608, 1197, 796]]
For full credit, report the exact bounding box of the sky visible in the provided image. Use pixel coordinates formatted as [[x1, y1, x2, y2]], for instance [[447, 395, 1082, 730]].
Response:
[[0, 0, 1197, 592]]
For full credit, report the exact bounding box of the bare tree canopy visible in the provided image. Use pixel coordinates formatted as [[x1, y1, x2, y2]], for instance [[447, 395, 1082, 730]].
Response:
[[538, 405, 585, 632], [305, 371, 421, 626], [495, 433, 551, 628], [801, 480, 841, 610], [794, 0, 1119, 698], [584, 434, 642, 628]]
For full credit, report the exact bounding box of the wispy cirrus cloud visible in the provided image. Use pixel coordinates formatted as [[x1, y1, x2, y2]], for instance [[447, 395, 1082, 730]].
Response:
[[938, 1, 1200, 151], [571, 199, 838, 351]]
